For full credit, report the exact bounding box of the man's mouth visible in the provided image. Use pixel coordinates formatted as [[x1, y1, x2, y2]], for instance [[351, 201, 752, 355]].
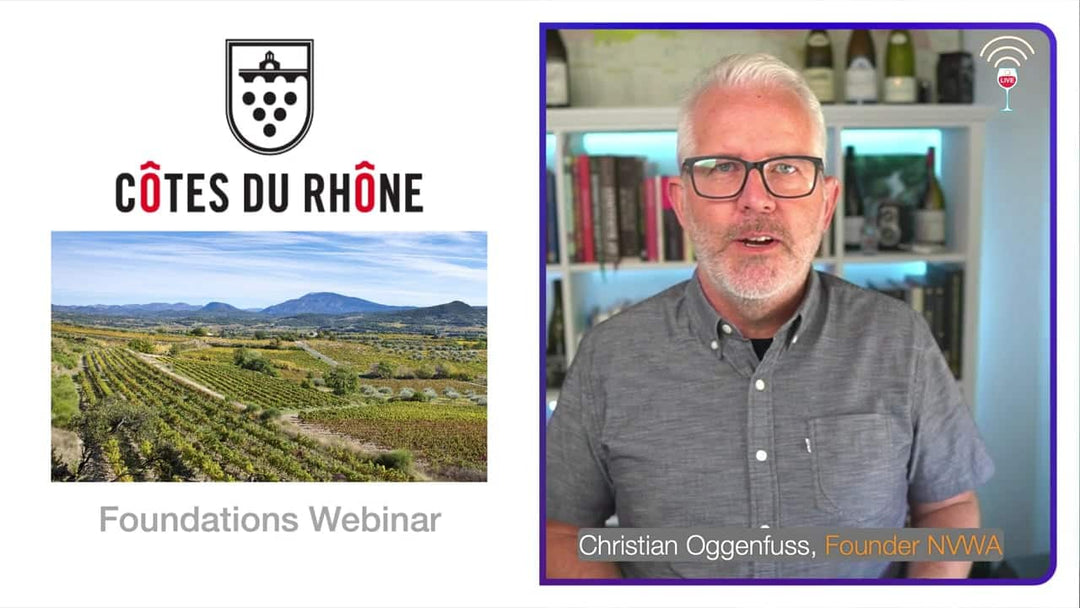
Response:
[[737, 234, 780, 248]]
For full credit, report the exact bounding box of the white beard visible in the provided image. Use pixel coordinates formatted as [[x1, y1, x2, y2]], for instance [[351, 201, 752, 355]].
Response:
[[684, 209, 819, 304]]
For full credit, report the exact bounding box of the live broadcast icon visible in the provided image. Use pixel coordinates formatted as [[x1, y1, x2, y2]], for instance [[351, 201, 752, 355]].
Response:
[[226, 39, 313, 154], [978, 35, 1034, 113]]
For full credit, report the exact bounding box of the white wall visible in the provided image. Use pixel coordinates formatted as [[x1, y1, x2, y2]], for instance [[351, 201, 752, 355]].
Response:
[[966, 29, 1052, 560]]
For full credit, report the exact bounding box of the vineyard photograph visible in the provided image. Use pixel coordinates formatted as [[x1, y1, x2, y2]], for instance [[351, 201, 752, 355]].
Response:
[[50, 232, 488, 482]]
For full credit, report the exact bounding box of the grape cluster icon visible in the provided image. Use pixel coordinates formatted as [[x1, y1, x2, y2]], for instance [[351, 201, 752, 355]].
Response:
[[240, 88, 299, 138]]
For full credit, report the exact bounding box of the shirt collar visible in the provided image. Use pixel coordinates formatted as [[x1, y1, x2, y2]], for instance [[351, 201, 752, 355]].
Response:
[[684, 268, 823, 350]]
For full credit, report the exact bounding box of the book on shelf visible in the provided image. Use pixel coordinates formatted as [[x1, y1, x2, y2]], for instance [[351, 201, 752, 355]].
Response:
[[574, 154, 595, 262], [926, 274, 948, 366], [865, 264, 964, 378], [555, 153, 694, 266], [643, 175, 659, 262], [596, 155, 621, 264], [616, 156, 642, 259], [927, 263, 964, 378], [561, 154, 576, 264], [640, 162, 657, 261], [590, 157, 603, 264], [545, 169, 559, 264]]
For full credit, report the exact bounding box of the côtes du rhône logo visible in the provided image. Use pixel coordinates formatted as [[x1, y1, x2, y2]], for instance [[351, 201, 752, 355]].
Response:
[[226, 39, 313, 154], [114, 38, 424, 216]]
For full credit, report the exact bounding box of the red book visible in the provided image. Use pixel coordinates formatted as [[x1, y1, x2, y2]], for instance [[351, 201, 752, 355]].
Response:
[[575, 155, 596, 262], [643, 176, 659, 262]]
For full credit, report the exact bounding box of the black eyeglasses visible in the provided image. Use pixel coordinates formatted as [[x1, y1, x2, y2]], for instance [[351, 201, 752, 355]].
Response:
[[681, 155, 825, 199]]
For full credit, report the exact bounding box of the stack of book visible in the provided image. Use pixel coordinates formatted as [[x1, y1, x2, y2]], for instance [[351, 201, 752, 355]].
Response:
[[868, 263, 965, 378], [550, 153, 695, 265]]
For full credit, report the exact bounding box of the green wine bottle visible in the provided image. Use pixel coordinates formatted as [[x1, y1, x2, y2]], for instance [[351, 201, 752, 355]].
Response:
[[884, 29, 916, 103]]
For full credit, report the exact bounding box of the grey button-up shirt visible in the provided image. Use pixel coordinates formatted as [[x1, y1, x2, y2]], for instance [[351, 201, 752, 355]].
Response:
[[546, 270, 994, 579]]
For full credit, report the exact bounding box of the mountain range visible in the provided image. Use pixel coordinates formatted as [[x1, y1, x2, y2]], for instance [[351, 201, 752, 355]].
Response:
[[52, 292, 445, 318], [261, 292, 408, 316]]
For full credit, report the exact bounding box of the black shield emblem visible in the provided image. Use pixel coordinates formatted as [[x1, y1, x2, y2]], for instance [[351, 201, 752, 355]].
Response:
[[226, 39, 313, 155]]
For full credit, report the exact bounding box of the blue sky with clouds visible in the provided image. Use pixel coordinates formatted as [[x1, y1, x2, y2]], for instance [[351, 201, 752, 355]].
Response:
[[52, 232, 487, 308]]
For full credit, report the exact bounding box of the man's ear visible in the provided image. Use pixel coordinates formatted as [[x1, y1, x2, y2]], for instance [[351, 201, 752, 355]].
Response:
[[668, 177, 689, 229], [820, 175, 840, 232]]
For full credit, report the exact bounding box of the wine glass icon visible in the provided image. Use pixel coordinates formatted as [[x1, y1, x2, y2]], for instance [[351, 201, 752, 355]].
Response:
[[980, 35, 1033, 112], [997, 67, 1018, 112]]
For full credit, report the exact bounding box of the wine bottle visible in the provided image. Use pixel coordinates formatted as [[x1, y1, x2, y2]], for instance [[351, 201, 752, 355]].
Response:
[[546, 29, 570, 108], [915, 147, 946, 247], [843, 146, 864, 251], [803, 29, 835, 104], [547, 279, 565, 356], [884, 29, 917, 103], [546, 279, 567, 387], [845, 29, 878, 104]]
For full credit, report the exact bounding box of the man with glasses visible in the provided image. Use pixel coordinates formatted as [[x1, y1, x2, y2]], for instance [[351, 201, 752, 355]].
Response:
[[545, 53, 993, 579]]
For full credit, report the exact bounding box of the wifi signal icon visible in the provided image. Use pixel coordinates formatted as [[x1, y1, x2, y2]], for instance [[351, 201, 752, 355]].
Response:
[[979, 35, 1035, 112]]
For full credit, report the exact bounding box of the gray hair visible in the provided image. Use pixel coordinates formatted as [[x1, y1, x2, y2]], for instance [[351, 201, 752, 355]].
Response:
[[676, 53, 827, 167]]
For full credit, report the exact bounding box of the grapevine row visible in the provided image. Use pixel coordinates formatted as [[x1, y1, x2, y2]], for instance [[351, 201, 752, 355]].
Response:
[[79, 348, 409, 482], [169, 358, 347, 411]]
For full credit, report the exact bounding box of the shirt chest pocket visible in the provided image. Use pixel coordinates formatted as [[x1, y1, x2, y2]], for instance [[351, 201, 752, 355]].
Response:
[[809, 413, 902, 523]]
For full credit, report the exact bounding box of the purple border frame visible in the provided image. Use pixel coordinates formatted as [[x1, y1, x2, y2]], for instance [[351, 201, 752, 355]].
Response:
[[539, 22, 1057, 586]]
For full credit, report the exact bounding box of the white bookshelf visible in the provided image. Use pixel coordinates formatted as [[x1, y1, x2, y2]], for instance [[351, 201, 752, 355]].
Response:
[[545, 105, 993, 403]]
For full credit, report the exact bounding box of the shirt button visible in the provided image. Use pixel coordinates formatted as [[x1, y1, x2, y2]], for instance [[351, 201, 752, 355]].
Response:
[[710, 340, 718, 350], [721, 324, 733, 334], [755, 449, 768, 462], [754, 379, 766, 391], [760, 524, 770, 529]]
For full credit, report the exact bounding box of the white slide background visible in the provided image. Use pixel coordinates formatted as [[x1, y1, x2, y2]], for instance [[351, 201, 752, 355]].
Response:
[[0, 1, 1075, 607]]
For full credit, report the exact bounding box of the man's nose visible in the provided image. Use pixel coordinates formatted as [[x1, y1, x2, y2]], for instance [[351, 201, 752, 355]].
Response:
[[738, 167, 777, 213]]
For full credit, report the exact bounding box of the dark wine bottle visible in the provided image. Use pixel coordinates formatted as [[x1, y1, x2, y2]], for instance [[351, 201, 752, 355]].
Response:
[[803, 29, 835, 104], [546, 29, 569, 108], [843, 146, 865, 251], [546, 279, 567, 387], [845, 29, 878, 104], [546, 280, 565, 355], [884, 29, 917, 103]]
